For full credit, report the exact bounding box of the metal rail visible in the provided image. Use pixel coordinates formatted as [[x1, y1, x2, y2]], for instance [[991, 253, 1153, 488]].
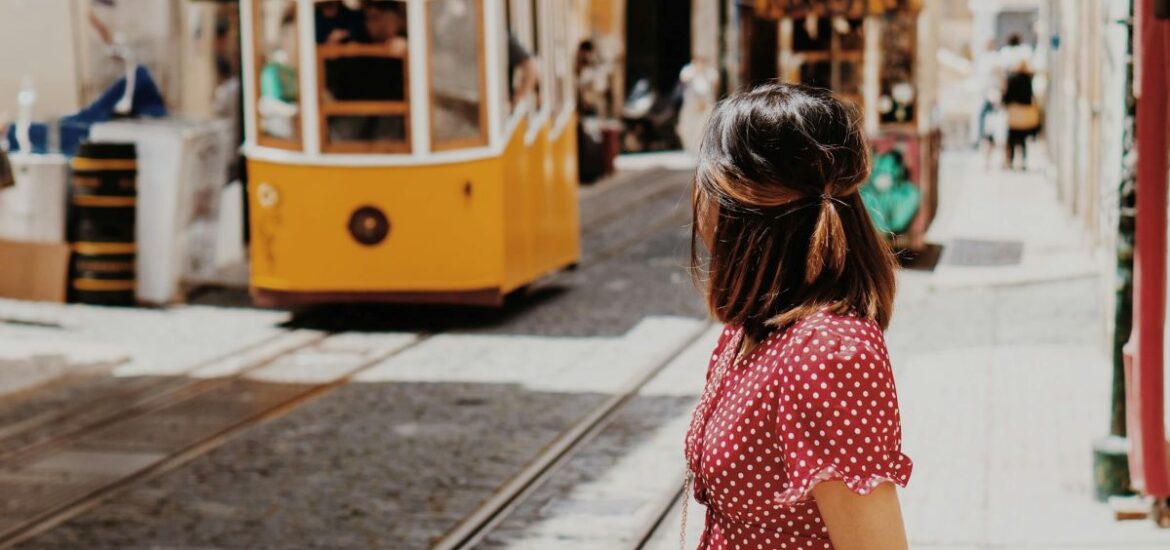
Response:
[[0, 333, 429, 548], [431, 322, 712, 550], [0, 168, 698, 548], [0, 331, 327, 465]]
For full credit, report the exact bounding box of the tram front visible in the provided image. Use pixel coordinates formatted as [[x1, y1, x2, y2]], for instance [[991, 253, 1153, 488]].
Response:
[[241, 0, 581, 307]]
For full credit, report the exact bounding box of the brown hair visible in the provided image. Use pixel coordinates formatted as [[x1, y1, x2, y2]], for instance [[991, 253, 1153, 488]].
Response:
[[690, 82, 897, 342]]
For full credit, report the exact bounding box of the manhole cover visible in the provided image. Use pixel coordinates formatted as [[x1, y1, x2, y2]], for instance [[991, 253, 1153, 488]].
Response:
[[942, 239, 1024, 266]]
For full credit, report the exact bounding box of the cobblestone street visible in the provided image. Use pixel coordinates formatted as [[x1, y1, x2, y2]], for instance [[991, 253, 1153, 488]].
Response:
[[1, 152, 1169, 549]]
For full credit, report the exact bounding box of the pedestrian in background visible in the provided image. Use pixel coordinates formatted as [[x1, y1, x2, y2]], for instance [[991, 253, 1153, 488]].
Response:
[[971, 38, 1005, 168], [685, 83, 912, 550], [676, 57, 719, 154], [1003, 60, 1040, 171]]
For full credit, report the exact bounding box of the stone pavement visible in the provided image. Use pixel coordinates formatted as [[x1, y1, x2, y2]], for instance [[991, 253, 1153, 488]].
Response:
[[0, 300, 291, 397], [890, 151, 1169, 549]]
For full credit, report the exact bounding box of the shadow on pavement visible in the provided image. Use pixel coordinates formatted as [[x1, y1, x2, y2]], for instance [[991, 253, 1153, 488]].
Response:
[[281, 285, 571, 333]]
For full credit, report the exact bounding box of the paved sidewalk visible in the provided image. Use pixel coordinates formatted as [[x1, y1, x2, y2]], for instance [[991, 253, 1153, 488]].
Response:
[[0, 299, 290, 396], [890, 151, 1169, 548]]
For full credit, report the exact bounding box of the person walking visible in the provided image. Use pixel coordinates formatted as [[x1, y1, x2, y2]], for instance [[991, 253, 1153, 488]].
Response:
[[685, 83, 912, 550], [971, 39, 1005, 167], [1002, 61, 1040, 170], [676, 57, 719, 154]]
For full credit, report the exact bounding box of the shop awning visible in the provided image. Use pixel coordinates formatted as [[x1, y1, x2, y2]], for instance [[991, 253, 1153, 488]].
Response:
[[752, 0, 923, 19]]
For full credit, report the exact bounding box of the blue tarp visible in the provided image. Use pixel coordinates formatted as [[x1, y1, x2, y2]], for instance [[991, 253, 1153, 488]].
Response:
[[5, 65, 166, 156]]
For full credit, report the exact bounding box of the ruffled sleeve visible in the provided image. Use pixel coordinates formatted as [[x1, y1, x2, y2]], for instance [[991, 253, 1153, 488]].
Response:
[[772, 317, 912, 505]]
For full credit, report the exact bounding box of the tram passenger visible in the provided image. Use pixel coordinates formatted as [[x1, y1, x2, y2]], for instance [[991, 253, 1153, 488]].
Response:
[[322, 1, 408, 145], [258, 5, 299, 140], [575, 40, 606, 117], [507, 32, 539, 113], [363, 1, 408, 55], [314, 0, 363, 45]]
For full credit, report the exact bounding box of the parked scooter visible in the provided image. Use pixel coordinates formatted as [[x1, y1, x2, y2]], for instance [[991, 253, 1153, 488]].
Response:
[[620, 79, 682, 152]]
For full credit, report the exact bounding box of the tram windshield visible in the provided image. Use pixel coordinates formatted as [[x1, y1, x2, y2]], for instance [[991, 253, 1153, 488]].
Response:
[[255, 0, 302, 148], [315, 0, 410, 153]]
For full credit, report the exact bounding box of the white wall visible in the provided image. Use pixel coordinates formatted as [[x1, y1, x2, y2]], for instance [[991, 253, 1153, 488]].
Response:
[[0, 0, 83, 119]]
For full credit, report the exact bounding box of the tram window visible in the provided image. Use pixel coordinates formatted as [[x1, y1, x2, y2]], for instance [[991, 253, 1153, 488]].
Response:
[[316, 0, 411, 153], [528, 0, 540, 56], [429, 0, 487, 149], [254, 0, 301, 148], [501, 2, 515, 119], [549, 2, 570, 116], [507, 31, 538, 114], [528, 0, 542, 113]]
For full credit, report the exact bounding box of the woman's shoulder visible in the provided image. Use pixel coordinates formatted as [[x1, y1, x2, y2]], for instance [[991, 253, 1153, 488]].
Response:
[[776, 311, 884, 362]]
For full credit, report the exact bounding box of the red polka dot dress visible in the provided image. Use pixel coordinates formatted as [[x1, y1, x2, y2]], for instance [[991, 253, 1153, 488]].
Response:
[[684, 310, 912, 549]]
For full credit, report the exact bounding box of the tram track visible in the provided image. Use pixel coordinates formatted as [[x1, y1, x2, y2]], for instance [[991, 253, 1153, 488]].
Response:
[[0, 330, 326, 463], [0, 332, 429, 548], [578, 168, 692, 238], [578, 169, 693, 264], [1, 167, 701, 548], [431, 321, 712, 550], [583, 206, 692, 266]]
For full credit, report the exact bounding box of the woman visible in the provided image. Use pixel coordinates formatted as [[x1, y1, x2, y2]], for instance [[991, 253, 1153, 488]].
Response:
[[685, 83, 913, 549]]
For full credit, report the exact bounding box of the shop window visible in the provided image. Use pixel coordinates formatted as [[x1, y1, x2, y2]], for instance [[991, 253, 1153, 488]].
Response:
[[315, 0, 410, 153], [786, 16, 864, 107], [254, 0, 301, 149], [428, 0, 487, 150], [878, 13, 916, 125], [744, 9, 780, 88]]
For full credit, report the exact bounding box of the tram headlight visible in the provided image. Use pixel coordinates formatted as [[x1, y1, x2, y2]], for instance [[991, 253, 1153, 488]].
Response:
[[256, 182, 280, 209], [348, 206, 390, 246]]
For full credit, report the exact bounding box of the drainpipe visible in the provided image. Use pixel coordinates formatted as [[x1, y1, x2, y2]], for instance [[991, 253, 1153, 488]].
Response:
[[1133, 0, 1170, 500]]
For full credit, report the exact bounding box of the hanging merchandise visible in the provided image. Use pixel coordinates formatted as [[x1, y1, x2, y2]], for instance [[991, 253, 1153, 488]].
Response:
[[4, 66, 166, 157]]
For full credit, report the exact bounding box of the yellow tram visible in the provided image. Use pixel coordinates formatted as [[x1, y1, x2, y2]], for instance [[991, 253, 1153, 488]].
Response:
[[240, 0, 581, 306]]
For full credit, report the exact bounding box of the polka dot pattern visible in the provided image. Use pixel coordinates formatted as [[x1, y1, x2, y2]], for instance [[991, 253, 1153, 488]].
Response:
[[684, 311, 912, 549]]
